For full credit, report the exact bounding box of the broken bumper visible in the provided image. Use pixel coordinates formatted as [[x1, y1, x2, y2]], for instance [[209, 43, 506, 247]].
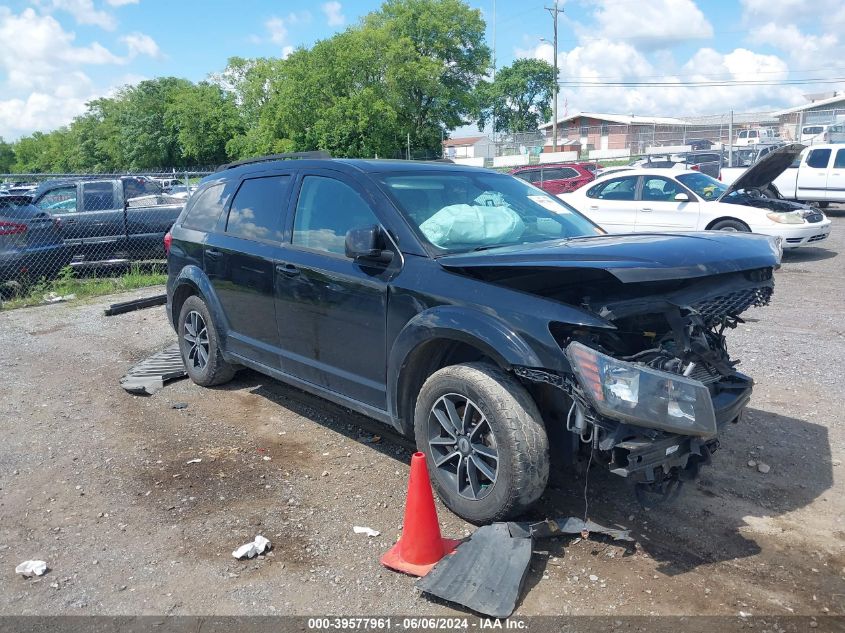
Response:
[[604, 374, 752, 483]]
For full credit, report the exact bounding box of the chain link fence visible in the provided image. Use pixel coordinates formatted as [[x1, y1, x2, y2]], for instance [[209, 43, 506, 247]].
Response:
[[0, 172, 210, 306], [448, 109, 845, 168]]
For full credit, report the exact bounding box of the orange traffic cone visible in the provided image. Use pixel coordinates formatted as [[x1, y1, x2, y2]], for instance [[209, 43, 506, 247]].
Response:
[[381, 452, 461, 576]]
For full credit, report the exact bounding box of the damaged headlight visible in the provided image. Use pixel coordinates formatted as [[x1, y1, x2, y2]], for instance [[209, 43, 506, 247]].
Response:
[[565, 342, 717, 437], [766, 211, 804, 224]]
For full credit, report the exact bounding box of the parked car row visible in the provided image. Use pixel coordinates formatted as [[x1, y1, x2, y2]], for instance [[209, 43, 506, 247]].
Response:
[[0, 176, 184, 282], [560, 144, 831, 249]]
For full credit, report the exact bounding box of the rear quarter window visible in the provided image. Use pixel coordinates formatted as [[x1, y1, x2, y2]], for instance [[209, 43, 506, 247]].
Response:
[[180, 183, 227, 232]]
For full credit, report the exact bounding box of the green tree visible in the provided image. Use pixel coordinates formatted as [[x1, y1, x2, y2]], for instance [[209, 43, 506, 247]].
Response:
[[169, 82, 243, 166], [0, 138, 15, 172], [112, 77, 192, 170], [476, 58, 556, 133]]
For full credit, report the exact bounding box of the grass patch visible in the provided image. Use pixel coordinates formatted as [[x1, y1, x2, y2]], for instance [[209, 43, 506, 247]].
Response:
[[0, 264, 167, 311]]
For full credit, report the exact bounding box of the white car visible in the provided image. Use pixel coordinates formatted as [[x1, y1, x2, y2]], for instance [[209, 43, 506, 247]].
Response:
[[561, 166, 831, 249]]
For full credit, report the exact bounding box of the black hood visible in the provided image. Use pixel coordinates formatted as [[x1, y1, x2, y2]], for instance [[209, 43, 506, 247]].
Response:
[[719, 143, 805, 199], [438, 232, 781, 284]]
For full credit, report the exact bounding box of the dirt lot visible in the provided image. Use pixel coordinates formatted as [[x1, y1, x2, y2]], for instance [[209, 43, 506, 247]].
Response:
[[1, 214, 844, 618]]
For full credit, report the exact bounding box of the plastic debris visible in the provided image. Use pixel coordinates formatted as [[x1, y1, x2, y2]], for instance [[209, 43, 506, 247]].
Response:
[[171, 402, 188, 410], [43, 293, 76, 304], [757, 462, 771, 474], [353, 526, 380, 537], [186, 458, 202, 464], [232, 535, 271, 559], [16, 560, 47, 577]]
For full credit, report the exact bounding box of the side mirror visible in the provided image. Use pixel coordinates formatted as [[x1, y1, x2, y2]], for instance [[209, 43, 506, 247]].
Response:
[[345, 225, 392, 263], [674, 192, 691, 202]]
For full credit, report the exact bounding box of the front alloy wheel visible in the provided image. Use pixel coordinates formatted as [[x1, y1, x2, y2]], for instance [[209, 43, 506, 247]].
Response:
[[428, 393, 499, 501], [414, 362, 549, 524]]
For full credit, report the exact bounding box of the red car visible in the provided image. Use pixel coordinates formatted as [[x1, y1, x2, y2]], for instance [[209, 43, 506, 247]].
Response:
[[510, 163, 595, 195]]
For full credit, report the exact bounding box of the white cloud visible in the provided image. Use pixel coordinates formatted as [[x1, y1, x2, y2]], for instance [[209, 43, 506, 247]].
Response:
[[515, 35, 806, 117], [105, 0, 139, 5], [321, 1, 345, 27], [749, 22, 841, 71], [0, 7, 132, 138], [282, 45, 295, 59], [43, 0, 117, 31], [121, 32, 161, 59], [265, 16, 287, 45], [589, 0, 713, 50]]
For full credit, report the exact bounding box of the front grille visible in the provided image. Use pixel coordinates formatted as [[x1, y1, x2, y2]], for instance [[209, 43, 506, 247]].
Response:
[[785, 237, 802, 244], [686, 364, 721, 385], [690, 286, 773, 323], [808, 233, 828, 242]]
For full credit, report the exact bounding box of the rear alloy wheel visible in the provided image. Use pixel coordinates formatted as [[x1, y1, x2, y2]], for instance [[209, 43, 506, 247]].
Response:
[[414, 362, 549, 524], [178, 295, 235, 387], [710, 219, 750, 232]]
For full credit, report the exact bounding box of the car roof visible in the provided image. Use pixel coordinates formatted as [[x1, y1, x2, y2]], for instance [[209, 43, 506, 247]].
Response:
[[203, 157, 494, 185], [593, 167, 700, 179]]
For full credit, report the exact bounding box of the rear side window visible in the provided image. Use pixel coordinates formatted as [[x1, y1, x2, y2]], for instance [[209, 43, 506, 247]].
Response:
[[124, 178, 162, 199], [835, 149, 845, 169], [37, 186, 77, 212], [181, 183, 226, 232], [82, 182, 115, 211], [515, 169, 540, 183], [542, 167, 579, 180], [226, 176, 290, 242], [292, 176, 379, 255], [586, 176, 638, 201], [807, 149, 831, 169]]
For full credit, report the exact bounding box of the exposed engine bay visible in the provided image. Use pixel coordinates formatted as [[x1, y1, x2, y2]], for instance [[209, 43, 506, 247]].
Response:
[[516, 266, 775, 502]]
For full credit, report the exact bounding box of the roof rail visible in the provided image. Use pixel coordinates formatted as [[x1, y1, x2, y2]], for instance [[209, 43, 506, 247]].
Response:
[[216, 151, 332, 172]]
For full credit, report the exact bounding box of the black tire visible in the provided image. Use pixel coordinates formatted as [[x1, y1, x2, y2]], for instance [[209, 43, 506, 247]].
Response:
[[414, 362, 549, 524], [817, 202, 830, 209], [710, 219, 750, 232], [177, 295, 235, 387]]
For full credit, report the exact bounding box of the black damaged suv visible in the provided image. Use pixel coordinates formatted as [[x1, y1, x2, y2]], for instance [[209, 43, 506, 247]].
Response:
[[165, 153, 781, 523]]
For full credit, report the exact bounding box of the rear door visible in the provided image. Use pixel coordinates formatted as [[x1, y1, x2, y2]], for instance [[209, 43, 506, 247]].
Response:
[[582, 175, 640, 232], [797, 147, 832, 201], [826, 148, 845, 201], [203, 173, 292, 368], [123, 177, 182, 258], [539, 166, 581, 194], [635, 175, 699, 231]]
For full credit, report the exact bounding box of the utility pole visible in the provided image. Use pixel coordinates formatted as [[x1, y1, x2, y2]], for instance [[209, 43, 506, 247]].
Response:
[[491, 0, 497, 152], [407, 132, 411, 161], [728, 110, 734, 168], [545, 0, 564, 152]]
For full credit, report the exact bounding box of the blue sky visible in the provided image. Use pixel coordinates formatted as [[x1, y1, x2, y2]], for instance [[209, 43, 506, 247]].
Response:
[[1, 0, 843, 139]]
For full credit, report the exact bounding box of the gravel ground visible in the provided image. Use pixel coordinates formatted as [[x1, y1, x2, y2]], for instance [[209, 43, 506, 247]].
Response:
[[0, 213, 843, 617]]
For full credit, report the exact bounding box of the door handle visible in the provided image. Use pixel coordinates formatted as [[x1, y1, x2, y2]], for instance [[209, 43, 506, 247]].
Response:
[[205, 249, 222, 259], [276, 263, 300, 277], [64, 218, 77, 224], [640, 208, 653, 212], [589, 205, 599, 210]]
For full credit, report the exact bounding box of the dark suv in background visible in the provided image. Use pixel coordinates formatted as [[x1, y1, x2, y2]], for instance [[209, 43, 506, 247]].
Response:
[[165, 153, 780, 523]]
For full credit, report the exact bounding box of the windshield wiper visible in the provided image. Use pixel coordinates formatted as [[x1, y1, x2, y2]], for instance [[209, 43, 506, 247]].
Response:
[[470, 242, 524, 252]]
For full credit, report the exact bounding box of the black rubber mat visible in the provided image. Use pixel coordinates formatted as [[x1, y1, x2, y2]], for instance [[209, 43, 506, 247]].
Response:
[[120, 343, 186, 395], [417, 523, 532, 619]]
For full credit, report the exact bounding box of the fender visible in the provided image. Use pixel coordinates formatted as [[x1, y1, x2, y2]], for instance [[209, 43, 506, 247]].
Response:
[[169, 265, 232, 352], [387, 306, 550, 434]]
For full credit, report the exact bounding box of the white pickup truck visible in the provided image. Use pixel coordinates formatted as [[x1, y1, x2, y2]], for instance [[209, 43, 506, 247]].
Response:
[[772, 144, 845, 207]]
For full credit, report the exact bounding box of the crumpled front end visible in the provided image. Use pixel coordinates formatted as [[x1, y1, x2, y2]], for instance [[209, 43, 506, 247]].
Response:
[[519, 265, 774, 498]]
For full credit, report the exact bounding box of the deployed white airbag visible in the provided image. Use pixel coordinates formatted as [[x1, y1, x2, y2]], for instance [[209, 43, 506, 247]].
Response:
[[420, 204, 524, 248]]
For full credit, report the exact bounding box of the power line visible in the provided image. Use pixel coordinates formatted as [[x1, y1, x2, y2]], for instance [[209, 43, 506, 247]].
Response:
[[559, 78, 845, 88]]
